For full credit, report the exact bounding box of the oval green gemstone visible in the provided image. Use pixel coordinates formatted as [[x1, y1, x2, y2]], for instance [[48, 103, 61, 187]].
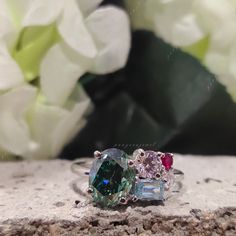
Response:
[[89, 148, 135, 207]]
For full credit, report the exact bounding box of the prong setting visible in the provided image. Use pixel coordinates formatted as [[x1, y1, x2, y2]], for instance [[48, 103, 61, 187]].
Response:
[[157, 151, 164, 158], [134, 148, 145, 163], [128, 160, 134, 167], [119, 197, 128, 205], [135, 176, 140, 181], [155, 173, 161, 179], [87, 187, 93, 194], [132, 196, 138, 202], [138, 148, 145, 157], [140, 151, 145, 157], [94, 150, 102, 159]]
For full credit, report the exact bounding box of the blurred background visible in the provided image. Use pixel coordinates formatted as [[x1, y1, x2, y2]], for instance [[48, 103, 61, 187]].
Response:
[[61, 0, 236, 159], [1, 0, 236, 161]]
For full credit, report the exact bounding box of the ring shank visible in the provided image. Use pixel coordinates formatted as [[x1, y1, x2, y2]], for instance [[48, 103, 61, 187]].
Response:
[[173, 168, 184, 182], [71, 160, 184, 200]]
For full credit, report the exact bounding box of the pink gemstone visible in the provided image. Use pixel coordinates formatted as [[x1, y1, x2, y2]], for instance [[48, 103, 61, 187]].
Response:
[[135, 150, 162, 178], [161, 153, 173, 171]]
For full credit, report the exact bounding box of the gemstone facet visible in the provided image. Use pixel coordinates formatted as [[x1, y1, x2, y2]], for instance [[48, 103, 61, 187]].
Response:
[[134, 179, 165, 201], [89, 148, 135, 207], [161, 153, 173, 171], [133, 150, 163, 179]]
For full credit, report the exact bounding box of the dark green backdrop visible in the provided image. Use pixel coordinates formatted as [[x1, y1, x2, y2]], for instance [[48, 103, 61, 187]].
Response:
[[61, 1, 236, 159]]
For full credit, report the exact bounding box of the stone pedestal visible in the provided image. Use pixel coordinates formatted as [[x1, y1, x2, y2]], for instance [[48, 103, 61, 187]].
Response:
[[0, 155, 236, 235]]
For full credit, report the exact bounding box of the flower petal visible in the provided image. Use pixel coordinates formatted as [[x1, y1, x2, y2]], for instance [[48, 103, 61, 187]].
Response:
[[25, 101, 69, 159], [26, 86, 91, 159], [57, 0, 97, 58], [194, 0, 235, 33], [229, 45, 236, 78], [125, 0, 154, 30], [4, 0, 32, 30], [216, 75, 236, 102], [0, 1, 15, 42], [157, 14, 205, 46], [0, 43, 24, 90], [13, 24, 60, 82], [0, 85, 37, 156], [86, 6, 131, 74], [22, 0, 64, 27], [126, 0, 205, 46], [205, 50, 229, 75], [77, 0, 103, 16], [40, 43, 90, 105], [51, 86, 91, 157], [210, 21, 236, 50]]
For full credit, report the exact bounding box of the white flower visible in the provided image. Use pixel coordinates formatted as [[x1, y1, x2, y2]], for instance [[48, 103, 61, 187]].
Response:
[[0, 0, 131, 159], [125, 0, 236, 101]]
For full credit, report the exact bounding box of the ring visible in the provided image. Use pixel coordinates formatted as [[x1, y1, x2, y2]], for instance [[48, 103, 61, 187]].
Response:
[[72, 148, 184, 208]]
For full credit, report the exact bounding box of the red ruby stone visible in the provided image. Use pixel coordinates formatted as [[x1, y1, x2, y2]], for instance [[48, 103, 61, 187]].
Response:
[[161, 153, 173, 171]]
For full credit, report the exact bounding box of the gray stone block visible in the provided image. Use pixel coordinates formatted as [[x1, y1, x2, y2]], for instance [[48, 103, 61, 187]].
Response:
[[0, 155, 236, 235]]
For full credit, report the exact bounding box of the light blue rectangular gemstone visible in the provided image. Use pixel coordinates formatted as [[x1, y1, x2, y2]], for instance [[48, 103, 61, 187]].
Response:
[[134, 179, 164, 201]]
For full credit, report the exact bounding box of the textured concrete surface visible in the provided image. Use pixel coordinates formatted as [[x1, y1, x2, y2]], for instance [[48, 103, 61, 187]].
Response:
[[0, 155, 236, 235]]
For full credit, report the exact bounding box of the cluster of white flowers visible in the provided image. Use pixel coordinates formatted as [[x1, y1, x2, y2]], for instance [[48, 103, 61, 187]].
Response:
[[125, 0, 236, 101], [0, 0, 130, 159]]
